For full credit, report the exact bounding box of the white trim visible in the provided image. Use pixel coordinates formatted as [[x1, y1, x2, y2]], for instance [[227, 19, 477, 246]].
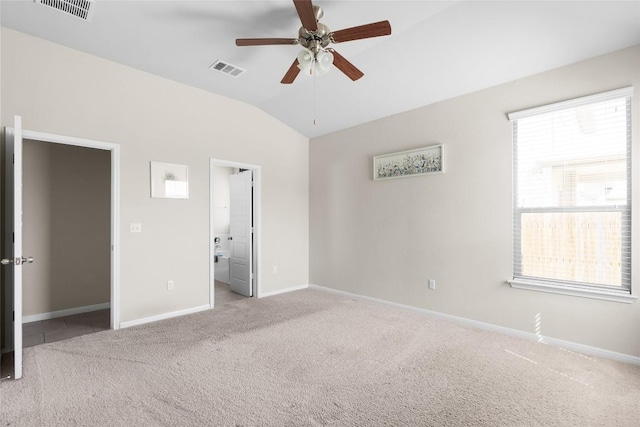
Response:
[[209, 163, 215, 308], [21, 129, 121, 330], [309, 285, 640, 366], [22, 303, 111, 323], [119, 304, 210, 329], [258, 284, 308, 298], [22, 129, 119, 151], [253, 168, 262, 300], [209, 159, 262, 307], [508, 279, 637, 303], [111, 145, 121, 330], [507, 86, 633, 120]]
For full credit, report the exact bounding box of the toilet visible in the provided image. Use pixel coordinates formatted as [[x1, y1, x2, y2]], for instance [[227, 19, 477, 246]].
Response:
[[214, 234, 231, 284]]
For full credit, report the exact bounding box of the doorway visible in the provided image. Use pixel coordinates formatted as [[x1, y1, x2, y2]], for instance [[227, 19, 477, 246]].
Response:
[[21, 139, 111, 348], [209, 159, 261, 308], [1, 121, 120, 380]]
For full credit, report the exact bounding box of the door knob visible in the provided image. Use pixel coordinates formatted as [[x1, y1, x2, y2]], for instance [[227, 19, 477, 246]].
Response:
[[0, 256, 34, 265]]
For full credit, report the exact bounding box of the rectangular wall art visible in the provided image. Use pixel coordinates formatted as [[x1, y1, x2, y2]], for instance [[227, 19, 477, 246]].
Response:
[[373, 144, 444, 181], [150, 161, 189, 199]]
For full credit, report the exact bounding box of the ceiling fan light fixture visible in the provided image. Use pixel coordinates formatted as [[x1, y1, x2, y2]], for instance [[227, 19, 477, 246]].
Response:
[[315, 50, 334, 75], [297, 48, 314, 74], [297, 48, 334, 76]]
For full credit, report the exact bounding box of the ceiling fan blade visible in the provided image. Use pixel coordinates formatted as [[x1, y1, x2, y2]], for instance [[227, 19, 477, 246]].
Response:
[[236, 38, 298, 46], [331, 20, 392, 43], [293, 0, 318, 31], [281, 59, 301, 84], [330, 50, 364, 81]]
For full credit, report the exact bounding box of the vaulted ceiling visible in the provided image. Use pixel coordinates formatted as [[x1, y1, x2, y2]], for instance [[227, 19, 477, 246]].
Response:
[[2, 1, 640, 138]]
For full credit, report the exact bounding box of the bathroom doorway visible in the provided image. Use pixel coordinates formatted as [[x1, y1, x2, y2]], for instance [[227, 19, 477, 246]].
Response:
[[209, 159, 261, 307]]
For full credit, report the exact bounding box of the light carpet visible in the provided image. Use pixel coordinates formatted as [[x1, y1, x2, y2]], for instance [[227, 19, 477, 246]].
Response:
[[1, 288, 639, 426]]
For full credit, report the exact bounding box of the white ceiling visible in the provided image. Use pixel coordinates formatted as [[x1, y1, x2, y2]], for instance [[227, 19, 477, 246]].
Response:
[[2, 1, 640, 139]]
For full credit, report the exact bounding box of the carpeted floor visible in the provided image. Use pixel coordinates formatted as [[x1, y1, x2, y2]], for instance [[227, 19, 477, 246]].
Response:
[[1, 288, 639, 426]]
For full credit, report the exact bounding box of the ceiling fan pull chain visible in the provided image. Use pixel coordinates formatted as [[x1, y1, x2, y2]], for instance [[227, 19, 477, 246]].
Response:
[[313, 71, 317, 125]]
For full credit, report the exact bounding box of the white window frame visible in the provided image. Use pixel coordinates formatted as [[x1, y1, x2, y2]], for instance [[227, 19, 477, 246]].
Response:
[[507, 87, 637, 303]]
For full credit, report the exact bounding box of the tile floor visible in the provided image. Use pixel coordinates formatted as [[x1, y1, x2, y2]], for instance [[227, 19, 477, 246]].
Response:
[[22, 309, 110, 348], [0, 352, 12, 380], [214, 280, 248, 306]]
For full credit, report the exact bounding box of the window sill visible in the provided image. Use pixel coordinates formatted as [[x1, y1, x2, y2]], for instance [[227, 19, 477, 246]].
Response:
[[507, 279, 637, 304]]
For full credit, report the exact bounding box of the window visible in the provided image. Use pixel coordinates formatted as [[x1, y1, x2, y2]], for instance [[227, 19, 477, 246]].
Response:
[[509, 88, 635, 302]]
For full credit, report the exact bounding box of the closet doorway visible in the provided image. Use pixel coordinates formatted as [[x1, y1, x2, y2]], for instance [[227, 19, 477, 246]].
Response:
[[21, 139, 112, 347], [2, 121, 120, 380]]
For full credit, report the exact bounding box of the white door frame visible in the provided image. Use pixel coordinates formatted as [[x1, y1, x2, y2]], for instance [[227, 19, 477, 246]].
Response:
[[209, 159, 261, 307], [20, 129, 121, 330]]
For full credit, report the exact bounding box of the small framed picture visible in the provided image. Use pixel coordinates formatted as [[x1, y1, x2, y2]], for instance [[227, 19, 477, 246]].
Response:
[[373, 144, 444, 181], [150, 162, 189, 199]]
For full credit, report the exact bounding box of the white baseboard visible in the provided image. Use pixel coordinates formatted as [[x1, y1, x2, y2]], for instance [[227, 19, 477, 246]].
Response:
[[22, 302, 111, 323], [309, 284, 640, 366], [119, 304, 211, 329], [120, 283, 309, 328], [259, 284, 308, 298]]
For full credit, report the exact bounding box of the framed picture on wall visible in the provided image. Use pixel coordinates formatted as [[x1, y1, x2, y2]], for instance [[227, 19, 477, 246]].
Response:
[[373, 144, 444, 181], [150, 161, 189, 199]]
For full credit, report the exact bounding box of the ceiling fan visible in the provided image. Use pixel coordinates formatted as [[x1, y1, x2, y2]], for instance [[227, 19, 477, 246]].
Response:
[[236, 0, 392, 84]]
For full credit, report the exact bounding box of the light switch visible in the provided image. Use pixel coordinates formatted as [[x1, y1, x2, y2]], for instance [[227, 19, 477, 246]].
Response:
[[130, 223, 142, 233]]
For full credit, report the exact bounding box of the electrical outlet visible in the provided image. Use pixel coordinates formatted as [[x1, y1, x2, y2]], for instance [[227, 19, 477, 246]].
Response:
[[167, 280, 174, 291], [428, 279, 436, 290], [273, 266, 278, 274], [130, 223, 142, 233]]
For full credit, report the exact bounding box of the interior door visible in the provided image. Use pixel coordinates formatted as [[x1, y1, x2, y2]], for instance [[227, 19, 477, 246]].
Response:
[[2, 116, 24, 379], [229, 170, 253, 297]]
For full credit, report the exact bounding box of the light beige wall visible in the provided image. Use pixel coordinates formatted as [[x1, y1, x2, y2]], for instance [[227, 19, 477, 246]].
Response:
[[310, 45, 640, 357], [1, 28, 309, 323], [23, 139, 110, 316]]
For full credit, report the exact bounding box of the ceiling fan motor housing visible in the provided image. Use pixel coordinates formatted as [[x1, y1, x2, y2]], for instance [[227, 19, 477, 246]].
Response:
[[298, 22, 331, 52]]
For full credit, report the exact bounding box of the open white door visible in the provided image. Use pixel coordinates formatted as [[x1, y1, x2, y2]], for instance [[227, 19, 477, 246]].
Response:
[[2, 116, 29, 380], [229, 170, 253, 297]]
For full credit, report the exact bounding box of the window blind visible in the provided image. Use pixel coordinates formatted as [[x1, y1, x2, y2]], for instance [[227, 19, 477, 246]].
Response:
[[510, 87, 632, 291]]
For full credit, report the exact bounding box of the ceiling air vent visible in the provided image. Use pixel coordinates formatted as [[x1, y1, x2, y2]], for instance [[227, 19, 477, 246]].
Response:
[[210, 60, 245, 78], [35, 0, 96, 21]]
